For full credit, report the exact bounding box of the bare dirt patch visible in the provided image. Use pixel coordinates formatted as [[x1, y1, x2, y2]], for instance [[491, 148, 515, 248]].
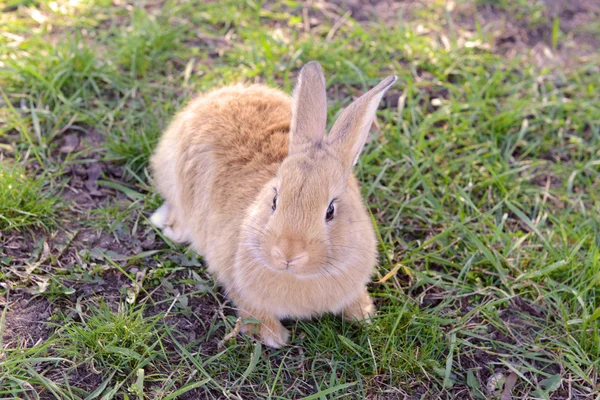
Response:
[[57, 128, 133, 210], [328, 0, 414, 23], [2, 295, 53, 349], [454, 0, 599, 67]]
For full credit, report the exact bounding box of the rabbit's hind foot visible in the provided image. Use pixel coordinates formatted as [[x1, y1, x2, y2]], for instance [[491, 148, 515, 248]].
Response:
[[150, 203, 188, 244]]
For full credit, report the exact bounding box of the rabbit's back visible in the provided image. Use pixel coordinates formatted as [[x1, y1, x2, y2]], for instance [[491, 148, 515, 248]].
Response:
[[188, 85, 291, 165], [151, 84, 291, 265]]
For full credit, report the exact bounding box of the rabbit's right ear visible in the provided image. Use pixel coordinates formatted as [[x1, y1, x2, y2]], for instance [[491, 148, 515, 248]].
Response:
[[289, 61, 327, 154], [326, 75, 396, 173]]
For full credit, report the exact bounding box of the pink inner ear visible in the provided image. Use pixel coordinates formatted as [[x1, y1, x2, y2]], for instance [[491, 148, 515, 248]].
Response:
[[326, 75, 397, 170]]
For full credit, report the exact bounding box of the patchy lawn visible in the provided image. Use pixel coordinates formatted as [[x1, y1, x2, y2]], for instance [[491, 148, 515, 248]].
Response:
[[1, 0, 599, 398]]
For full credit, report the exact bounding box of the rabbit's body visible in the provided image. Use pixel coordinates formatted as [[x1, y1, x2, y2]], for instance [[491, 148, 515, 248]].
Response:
[[151, 63, 396, 347], [151, 85, 291, 264]]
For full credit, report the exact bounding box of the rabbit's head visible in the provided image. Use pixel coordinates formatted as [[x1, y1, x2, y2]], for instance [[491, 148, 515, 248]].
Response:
[[245, 62, 396, 278]]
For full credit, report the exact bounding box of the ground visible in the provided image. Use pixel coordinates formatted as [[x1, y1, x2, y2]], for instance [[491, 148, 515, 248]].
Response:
[[0, 0, 599, 399]]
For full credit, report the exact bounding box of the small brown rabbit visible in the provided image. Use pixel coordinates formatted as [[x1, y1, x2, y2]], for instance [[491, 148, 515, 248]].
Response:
[[150, 62, 396, 347]]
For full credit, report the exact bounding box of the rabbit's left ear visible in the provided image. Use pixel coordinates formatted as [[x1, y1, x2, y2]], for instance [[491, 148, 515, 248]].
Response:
[[289, 61, 328, 154], [326, 75, 397, 172]]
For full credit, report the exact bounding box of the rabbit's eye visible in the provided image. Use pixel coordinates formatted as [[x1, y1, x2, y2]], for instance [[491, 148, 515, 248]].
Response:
[[326, 201, 335, 222], [272, 194, 278, 211]]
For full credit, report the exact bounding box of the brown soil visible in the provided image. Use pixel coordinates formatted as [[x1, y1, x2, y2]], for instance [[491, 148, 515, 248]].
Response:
[[327, 0, 415, 23], [2, 295, 53, 349], [454, 0, 599, 67], [327, 0, 600, 67]]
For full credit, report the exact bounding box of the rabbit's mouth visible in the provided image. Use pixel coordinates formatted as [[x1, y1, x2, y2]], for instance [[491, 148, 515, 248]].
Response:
[[262, 263, 325, 280], [256, 249, 322, 278], [263, 256, 342, 280], [269, 247, 309, 272]]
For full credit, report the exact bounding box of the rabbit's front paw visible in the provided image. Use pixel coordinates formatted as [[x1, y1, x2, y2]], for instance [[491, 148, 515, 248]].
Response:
[[241, 316, 289, 348], [259, 321, 290, 348], [343, 289, 375, 324]]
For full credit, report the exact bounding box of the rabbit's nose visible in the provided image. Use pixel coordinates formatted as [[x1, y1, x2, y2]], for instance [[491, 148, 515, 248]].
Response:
[[271, 244, 308, 270], [284, 254, 306, 267]]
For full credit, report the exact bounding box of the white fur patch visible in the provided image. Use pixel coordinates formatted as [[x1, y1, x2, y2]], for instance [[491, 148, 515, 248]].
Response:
[[150, 203, 168, 228]]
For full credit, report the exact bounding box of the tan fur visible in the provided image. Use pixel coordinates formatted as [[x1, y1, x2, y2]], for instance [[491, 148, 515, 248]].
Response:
[[150, 62, 396, 347]]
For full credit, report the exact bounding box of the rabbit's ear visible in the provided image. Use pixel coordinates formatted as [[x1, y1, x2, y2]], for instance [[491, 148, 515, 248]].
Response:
[[289, 61, 327, 154], [327, 75, 397, 171]]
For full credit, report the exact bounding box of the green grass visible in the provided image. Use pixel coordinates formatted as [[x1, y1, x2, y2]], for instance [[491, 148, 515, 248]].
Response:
[[0, 163, 59, 230], [1, 0, 599, 398], [53, 301, 164, 377]]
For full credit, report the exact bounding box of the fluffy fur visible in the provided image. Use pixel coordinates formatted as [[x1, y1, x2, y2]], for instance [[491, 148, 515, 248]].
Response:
[[150, 62, 396, 347]]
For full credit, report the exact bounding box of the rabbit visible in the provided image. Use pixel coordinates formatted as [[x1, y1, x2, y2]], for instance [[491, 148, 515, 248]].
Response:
[[149, 61, 396, 348]]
